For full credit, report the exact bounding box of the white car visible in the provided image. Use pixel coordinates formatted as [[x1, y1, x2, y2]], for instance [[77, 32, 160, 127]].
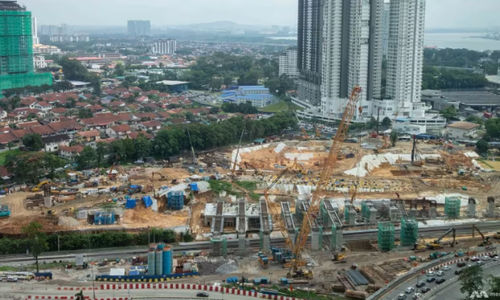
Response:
[[426, 271, 434, 277], [442, 266, 450, 271], [436, 271, 444, 277], [398, 293, 407, 300], [412, 293, 423, 300], [482, 256, 491, 261], [406, 287, 415, 294]]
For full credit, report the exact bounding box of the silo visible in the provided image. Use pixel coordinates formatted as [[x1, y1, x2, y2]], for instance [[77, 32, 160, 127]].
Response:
[[147, 249, 156, 275], [163, 247, 173, 275], [155, 250, 163, 276]]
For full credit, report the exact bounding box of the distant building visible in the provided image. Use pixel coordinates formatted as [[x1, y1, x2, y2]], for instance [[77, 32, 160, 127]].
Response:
[[221, 86, 276, 108], [33, 55, 47, 69], [156, 80, 189, 93], [279, 48, 299, 78], [446, 121, 480, 140], [0, 0, 52, 95], [127, 20, 151, 37], [32, 16, 39, 44], [151, 39, 176, 55]]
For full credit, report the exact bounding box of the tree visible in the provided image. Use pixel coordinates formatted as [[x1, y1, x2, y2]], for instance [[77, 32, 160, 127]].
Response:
[[440, 105, 458, 121], [459, 265, 483, 299], [96, 142, 107, 168], [381, 117, 392, 128], [466, 115, 484, 126], [78, 108, 93, 119], [485, 118, 500, 139], [488, 275, 500, 300], [22, 133, 43, 151], [114, 62, 125, 76], [76, 146, 98, 170], [366, 117, 378, 130], [390, 131, 398, 147], [476, 139, 489, 155], [22, 221, 48, 273]]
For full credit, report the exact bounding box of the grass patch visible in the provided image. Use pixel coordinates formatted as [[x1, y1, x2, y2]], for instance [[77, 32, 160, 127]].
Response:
[[278, 288, 346, 300], [0, 266, 18, 272], [209, 180, 238, 196], [235, 181, 260, 201], [259, 101, 302, 113], [0, 149, 21, 166]]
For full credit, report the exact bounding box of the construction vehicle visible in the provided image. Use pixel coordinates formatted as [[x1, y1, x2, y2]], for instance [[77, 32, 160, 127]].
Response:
[[284, 87, 363, 279], [32, 180, 51, 192], [472, 225, 492, 247], [427, 228, 456, 250], [332, 252, 346, 263], [151, 172, 166, 181]]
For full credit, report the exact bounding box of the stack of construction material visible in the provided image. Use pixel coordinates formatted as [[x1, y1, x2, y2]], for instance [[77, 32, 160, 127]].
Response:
[[167, 191, 184, 210]]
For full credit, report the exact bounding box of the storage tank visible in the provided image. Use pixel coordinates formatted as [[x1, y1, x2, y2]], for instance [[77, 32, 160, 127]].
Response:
[[155, 250, 163, 276], [147, 249, 156, 275], [162, 247, 173, 275]]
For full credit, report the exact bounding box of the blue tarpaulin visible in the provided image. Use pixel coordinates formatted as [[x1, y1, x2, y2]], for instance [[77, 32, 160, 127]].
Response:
[[125, 198, 137, 209], [142, 196, 153, 208], [189, 183, 199, 192]]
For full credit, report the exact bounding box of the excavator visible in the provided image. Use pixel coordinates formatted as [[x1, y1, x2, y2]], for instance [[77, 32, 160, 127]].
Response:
[[426, 227, 456, 250], [472, 225, 492, 247], [32, 180, 51, 192]]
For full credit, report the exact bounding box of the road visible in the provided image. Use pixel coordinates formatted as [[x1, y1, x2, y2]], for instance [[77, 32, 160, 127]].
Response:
[[0, 282, 262, 300], [1, 220, 499, 266], [427, 262, 500, 300], [383, 256, 500, 300]]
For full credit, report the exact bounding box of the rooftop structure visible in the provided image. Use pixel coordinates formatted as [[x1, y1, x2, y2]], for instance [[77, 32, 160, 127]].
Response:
[[221, 86, 276, 108]]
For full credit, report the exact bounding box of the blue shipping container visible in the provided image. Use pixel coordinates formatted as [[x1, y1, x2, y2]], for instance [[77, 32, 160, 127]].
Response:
[[125, 198, 137, 209]]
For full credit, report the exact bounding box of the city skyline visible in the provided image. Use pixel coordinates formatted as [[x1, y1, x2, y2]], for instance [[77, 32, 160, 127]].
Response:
[[19, 0, 500, 30]]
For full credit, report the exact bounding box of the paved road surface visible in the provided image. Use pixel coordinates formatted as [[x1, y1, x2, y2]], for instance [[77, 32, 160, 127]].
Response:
[[0, 282, 263, 300]]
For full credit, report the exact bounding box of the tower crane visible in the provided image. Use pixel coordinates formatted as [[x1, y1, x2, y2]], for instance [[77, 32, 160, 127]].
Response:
[[289, 86, 362, 273]]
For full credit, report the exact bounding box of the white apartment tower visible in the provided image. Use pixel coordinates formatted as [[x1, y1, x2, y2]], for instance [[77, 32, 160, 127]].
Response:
[[386, 0, 426, 116], [151, 39, 177, 55], [320, 0, 384, 118], [279, 48, 299, 77]]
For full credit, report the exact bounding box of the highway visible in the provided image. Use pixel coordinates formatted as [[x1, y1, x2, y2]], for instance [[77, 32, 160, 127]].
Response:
[[382, 255, 500, 300], [0, 220, 499, 265], [0, 282, 260, 300]]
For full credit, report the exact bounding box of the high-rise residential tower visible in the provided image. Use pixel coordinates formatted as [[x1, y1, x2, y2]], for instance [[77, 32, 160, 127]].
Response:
[[297, 0, 323, 106], [0, 0, 52, 95], [320, 0, 384, 118], [386, 0, 426, 117], [127, 20, 151, 37]]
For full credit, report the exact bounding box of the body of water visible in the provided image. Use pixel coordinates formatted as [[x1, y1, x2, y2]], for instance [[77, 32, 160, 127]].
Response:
[[425, 32, 500, 52], [270, 32, 500, 52]]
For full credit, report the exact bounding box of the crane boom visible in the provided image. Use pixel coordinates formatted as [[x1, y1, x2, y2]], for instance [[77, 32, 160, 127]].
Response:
[[292, 86, 362, 263]]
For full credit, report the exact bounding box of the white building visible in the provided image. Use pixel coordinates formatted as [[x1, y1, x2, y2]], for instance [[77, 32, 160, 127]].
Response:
[[33, 55, 47, 69], [386, 0, 426, 118], [32, 16, 39, 45], [151, 39, 176, 55], [446, 121, 480, 140], [279, 48, 299, 77]]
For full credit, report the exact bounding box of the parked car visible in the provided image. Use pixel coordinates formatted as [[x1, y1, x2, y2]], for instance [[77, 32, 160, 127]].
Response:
[[457, 262, 466, 268], [421, 287, 431, 294], [455, 269, 463, 275], [416, 281, 426, 288], [436, 271, 444, 277], [426, 277, 436, 283], [196, 292, 209, 298], [436, 278, 446, 284], [406, 287, 415, 294], [412, 293, 423, 299], [398, 293, 407, 300]]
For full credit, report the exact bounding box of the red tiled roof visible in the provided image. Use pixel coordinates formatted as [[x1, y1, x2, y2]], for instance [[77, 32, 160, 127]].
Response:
[[135, 113, 156, 120], [0, 132, 17, 145], [128, 131, 153, 140], [77, 130, 100, 138], [142, 120, 161, 128], [51, 107, 67, 114], [82, 113, 118, 126], [115, 112, 132, 122], [48, 120, 82, 132], [60, 145, 84, 153], [29, 125, 55, 136], [17, 121, 40, 129], [111, 124, 131, 133], [11, 129, 27, 139], [21, 97, 37, 106]]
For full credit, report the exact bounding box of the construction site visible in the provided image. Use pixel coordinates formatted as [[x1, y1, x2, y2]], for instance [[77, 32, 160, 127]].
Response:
[[1, 87, 500, 299]]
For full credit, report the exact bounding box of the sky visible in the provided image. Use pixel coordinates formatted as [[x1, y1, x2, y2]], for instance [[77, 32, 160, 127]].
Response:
[[20, 0, 500, 29]]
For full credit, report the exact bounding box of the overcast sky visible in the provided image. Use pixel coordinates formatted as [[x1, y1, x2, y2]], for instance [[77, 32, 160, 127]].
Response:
[[20, 0, 500, 29]]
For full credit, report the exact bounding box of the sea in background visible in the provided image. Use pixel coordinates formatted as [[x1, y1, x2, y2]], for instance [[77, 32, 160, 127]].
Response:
[[425, 32, 500, 51], [270, 32, 500, 52]]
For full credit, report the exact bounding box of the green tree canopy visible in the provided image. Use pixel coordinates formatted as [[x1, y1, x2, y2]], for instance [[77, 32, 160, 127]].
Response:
[[485, 118, 500, 139], [459, 265, 483, 299], [22, 221, 48, 273], [22, 134, 43, 151]]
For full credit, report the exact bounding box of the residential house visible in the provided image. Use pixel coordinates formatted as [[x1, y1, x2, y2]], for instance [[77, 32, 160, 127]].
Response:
[[43, 134, 70, 152], [446, 121, 481, 140], [140, 120, 162, 132], [59, 145, 84, 159], [30, 101, 53, 112], [107, 124, 131, 138]]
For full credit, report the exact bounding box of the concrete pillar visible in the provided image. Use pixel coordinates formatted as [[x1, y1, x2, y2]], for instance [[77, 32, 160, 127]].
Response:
[[335, 229, 344, 251], [44, 196, 52, 208], [260, 232, 270, 251], [429, 207, 437, 219], [238, 235, 247, 256], [486, 197, 496, 218], [311, 230, 321, 251], [369, 208, 377, 224], [467, 198, 476, 218]]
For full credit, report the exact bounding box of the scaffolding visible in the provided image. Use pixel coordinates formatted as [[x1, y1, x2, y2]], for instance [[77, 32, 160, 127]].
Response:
[[400, 218, 418, 247], [210, 237, 227, 257], [378, 222, 395, 252], [0, 9, 52, 93], [445, 197, 461, 219], [361, 202, 371, 221], [330, 224, 337, 250]]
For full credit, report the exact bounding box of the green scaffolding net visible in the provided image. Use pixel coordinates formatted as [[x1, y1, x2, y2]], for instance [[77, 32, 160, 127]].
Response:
[[361, 202, 371, 221], [400, 218, 418, 247], [330, 224, 337, 250], [378, 222, 395, 252], [445, 197, 461, 219], [210, 237, 227, 256]]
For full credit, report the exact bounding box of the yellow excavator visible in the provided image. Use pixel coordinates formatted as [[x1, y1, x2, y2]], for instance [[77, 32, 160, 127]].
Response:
[[32, 180, 51, 192], [426, 228, 456, 250]]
